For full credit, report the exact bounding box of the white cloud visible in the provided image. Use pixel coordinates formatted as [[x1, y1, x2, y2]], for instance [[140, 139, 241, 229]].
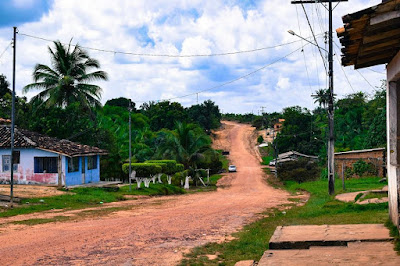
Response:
[[0, 0, 385, 114]]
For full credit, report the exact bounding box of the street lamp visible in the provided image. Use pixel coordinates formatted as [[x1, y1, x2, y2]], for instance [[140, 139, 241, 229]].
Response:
[[287, 30, 328, 52]]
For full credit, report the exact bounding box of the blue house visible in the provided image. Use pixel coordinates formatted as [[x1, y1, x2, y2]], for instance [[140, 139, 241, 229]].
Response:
[[0, 125, 107, 186]]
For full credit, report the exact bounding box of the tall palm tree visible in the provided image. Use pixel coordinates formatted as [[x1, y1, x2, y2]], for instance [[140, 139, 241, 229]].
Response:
[[312, 89, 329, 108], [23, 40, 108, 109]]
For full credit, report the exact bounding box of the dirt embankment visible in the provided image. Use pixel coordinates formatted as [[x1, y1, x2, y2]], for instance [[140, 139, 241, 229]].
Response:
[[0, 121, 293, 266]]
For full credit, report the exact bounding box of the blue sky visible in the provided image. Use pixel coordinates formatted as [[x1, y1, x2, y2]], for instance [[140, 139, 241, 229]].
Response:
[[0, 0, 386, 114]]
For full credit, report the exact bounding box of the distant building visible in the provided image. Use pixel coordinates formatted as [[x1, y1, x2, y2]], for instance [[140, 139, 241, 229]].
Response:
[[0, 125, 107, 186], [273, 119, 285, 133], [335, 148, 386, 177], [270, 151, 318, 165]]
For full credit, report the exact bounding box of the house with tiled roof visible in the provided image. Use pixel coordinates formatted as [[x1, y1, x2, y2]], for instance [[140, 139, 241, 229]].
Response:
[[0, 125, 107, 186]]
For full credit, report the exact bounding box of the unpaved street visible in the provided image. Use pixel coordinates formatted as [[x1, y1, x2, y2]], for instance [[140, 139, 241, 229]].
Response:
[[0, 121, 291, 265]]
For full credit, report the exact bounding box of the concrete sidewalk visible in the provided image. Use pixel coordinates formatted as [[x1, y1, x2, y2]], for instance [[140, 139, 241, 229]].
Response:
[[258, 224, 400, 265]]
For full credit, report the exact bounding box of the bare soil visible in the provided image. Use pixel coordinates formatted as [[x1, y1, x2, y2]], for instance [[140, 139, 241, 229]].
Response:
[[0, 184, 68, 198], [0, 121, 292, 265]]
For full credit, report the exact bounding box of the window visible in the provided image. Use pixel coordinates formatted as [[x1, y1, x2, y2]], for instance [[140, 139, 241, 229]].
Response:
[[2, 155, 18, 172], [88, 155, 97, 170], [68, 157, 79, 173], [34, 157, 58, 173]]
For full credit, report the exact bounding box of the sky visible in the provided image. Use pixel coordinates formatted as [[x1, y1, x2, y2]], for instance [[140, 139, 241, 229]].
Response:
[[0, 0, 386, 114]]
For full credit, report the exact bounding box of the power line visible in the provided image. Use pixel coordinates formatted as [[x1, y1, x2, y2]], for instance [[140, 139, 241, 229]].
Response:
[[17, 32, 320, 58], [356, 69, 375, 89], [301, 3, 327, 72], [135, 44, 308, 103], [333, 46, 355, 93], [0, 42, 12, 61]]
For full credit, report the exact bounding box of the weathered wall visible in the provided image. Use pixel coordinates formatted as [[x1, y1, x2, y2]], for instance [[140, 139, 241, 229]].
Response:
[[335, 149, 386, 177], [0, 148, 66, 185], [65, 155, 100, 186], [387, 51, 400, 228]]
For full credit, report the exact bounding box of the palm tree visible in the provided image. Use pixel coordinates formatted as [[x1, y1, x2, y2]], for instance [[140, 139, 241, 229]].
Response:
[[312, 89, 329, 108], [23, 40, 108, 109], [156, 122, 211, 169]]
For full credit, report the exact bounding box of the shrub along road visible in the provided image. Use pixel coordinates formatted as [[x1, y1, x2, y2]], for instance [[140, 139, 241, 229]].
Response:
[[0, 121, 293, 265]]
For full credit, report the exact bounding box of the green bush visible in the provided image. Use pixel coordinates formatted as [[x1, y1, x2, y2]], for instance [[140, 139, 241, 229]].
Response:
[[352, 160, 376, 177], [277, 158, 320, 183], [257, 135, 264, 144], [122, 163, 162, 177], [175, 163, 184, 172], [145, 160, 177, 174]]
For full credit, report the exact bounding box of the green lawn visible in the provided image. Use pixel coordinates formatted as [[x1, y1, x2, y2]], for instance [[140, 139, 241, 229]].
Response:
[[0, 184, 185, 218], [180, 177, 388, 266]]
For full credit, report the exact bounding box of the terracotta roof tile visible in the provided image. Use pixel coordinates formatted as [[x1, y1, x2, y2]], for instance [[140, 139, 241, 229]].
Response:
[[0, 126, 108, 157]]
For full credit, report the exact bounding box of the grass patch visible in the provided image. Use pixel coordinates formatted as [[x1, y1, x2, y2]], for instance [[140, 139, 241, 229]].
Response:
[[180, 177, 388, 265], [262, 156, 274, 166], [360, 191, 388, 202], [13, 216, 70, 225], [0, 183, 185, 218], [385, 219, 400, 253]]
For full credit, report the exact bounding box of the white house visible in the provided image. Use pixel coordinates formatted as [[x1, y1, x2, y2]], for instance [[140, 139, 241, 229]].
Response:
[[0, 125, 107, 186]]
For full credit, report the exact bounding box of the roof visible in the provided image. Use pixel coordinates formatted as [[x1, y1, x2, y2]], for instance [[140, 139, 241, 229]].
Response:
[[0, 125, 108, 157], [0, 118, 11, 124], [335, 147, 385, 156], [278, 151, 318, 160], [337, 0, 400, 69]]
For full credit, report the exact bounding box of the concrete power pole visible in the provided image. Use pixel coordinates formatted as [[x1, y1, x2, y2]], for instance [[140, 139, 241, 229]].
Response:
[[291, 0, 347, 195]]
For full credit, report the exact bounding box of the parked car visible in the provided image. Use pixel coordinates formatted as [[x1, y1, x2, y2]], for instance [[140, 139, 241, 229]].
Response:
[[228, 165, 237, 172]]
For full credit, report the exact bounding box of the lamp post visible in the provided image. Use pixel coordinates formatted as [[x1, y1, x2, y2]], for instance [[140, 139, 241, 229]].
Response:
[[288, 25, 335, 195]]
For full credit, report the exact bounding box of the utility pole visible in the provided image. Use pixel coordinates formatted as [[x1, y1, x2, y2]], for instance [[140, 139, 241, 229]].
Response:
[[260, 106, 266, 129], [291, 0, 347, 195], [10, 26, 17, 207], [128, 100, 132, 192]]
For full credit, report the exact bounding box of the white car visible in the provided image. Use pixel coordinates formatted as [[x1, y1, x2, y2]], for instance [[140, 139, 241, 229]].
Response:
[[228, 165, 237, 172]]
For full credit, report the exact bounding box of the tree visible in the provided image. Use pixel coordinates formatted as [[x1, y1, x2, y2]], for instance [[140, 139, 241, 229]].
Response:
[[140, 101, 189, 131], [105, 97, 136, 111], [156, 122, 211, 169], [23, 40, 108, 110], [312, 89, 329, 108], [0, 74, 11, 97], [188, 100, 221, 133]]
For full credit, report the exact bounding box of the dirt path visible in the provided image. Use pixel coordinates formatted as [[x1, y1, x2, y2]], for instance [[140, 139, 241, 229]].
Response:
[[0, 121, 292, 265]]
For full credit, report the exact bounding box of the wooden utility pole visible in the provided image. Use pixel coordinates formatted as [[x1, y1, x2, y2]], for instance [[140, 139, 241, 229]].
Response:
[[128, 100, 132, 191], [10, 26, 17, 207], [291, 0, 347, 195]]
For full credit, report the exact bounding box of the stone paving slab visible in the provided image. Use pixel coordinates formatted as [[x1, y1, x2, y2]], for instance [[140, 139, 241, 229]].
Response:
[[269, 224, 392, 249], [259, 242, 400, 265]]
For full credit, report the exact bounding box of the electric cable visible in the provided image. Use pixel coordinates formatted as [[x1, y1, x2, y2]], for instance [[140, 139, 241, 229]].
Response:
[[0, 42, 12, 61], [134, 44, 308, 103], [17, 32, 321, 58]]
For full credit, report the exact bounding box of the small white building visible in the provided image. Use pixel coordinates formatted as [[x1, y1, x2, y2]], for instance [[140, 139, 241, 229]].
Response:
[[0, 125, 107, 186]]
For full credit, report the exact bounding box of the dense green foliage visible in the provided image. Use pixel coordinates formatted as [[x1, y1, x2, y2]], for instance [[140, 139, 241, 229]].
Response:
[[272, 86, 386, 160], [122, 163, 162, 176], [145, 160, 177, 174], [277, 159, 320, 183]]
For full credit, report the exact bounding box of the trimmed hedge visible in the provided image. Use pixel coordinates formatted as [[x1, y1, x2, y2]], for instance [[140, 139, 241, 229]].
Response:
[[122, 163, 162, 177], [175, 163, 184, 173], [145, 160, 177, 174]]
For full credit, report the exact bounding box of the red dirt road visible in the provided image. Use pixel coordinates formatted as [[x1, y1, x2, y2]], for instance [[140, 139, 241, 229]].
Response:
[[0, 121, 291, 265]]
